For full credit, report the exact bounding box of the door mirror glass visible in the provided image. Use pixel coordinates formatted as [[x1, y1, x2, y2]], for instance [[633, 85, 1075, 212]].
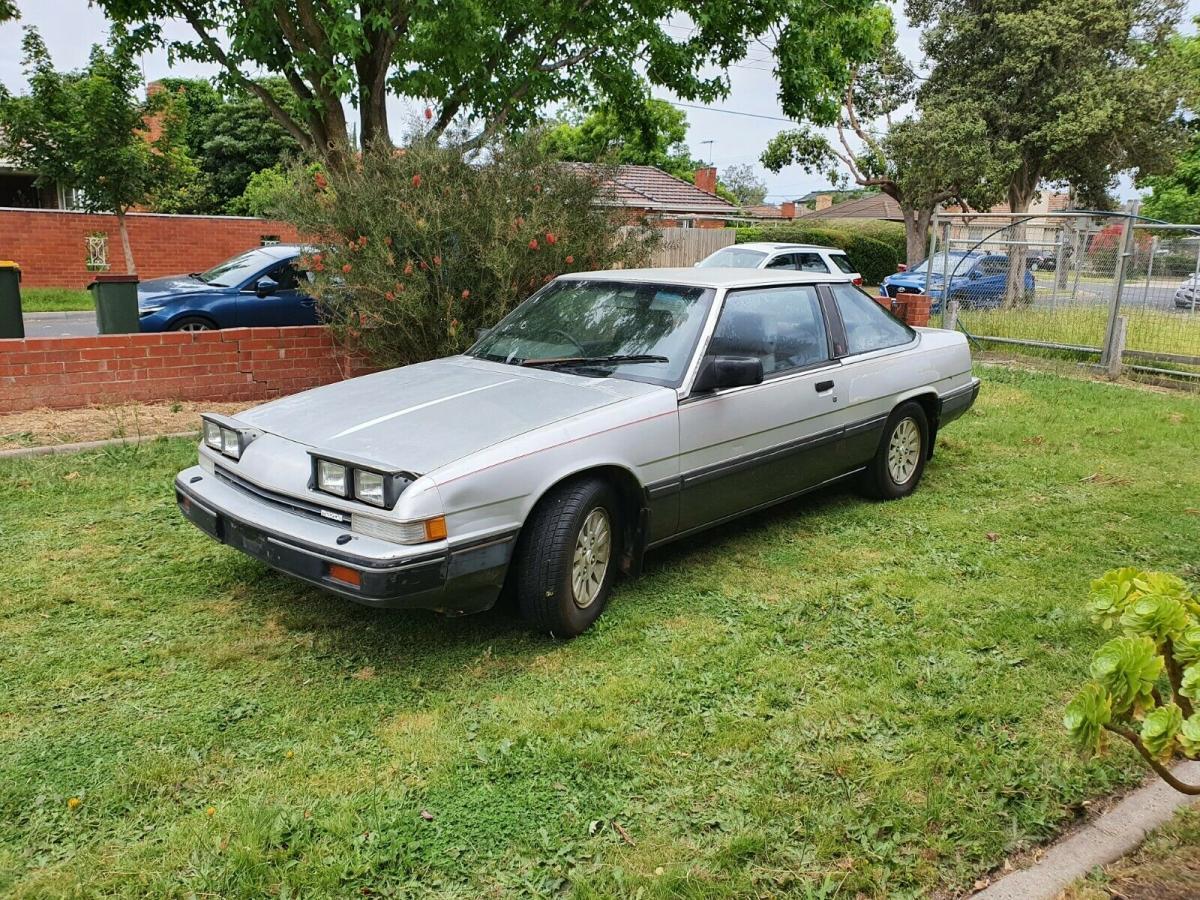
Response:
[[692, 355, 764, 392], [255, 276, 279, 297]]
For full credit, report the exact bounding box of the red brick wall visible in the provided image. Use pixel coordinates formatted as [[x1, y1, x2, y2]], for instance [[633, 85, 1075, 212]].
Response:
[[0, 208, 301, 289], [0, 326, 374, 414]]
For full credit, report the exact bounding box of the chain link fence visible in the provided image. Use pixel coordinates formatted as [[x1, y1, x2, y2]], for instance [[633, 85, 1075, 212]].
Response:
[[902, 210, 1200, 384]]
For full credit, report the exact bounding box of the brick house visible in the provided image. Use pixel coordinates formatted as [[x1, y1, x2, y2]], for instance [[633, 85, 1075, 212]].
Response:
[[572, 163, 738, 228]]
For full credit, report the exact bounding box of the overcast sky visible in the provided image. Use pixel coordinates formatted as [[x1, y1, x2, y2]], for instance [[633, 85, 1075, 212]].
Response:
[[0, 1, 1193, 203]]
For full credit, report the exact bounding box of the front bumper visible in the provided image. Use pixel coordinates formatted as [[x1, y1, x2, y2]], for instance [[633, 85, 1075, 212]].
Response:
[[174, 465, 514, 612]]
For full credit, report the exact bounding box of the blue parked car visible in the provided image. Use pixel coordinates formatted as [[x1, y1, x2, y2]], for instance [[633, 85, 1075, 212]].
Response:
[[880, 251, 1035, 312], [137, 244, 319, 332]]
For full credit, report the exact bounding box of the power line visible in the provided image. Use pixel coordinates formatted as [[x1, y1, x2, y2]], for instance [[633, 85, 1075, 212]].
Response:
[[669, 101, 794, 124]]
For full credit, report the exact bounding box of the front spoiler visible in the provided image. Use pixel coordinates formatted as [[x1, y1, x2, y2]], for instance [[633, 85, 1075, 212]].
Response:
[[174, 467, 514, 613]]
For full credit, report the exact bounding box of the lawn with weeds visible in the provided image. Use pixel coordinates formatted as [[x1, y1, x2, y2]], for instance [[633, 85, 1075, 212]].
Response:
[[1, 365, 1198, 897], [19, 287, 93, 313]]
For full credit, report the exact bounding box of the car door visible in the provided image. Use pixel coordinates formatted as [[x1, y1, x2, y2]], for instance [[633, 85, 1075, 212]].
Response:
[[236, 261, 319, 327], [823, 282, 920, 464], [959, 255, 1008, 307], [675, 283, 844, 533]]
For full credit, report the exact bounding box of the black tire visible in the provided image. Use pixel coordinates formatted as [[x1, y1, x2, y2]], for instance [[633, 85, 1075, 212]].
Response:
[[170, 316, 218, 332], [515, 477, 620, 638], [862, 402, 930, 500]]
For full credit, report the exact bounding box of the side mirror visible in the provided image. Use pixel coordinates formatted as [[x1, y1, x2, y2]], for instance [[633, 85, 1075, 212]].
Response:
[[968, 269, 982, 280], [255, 276, 279, 297], [692, 355, 764, 393]]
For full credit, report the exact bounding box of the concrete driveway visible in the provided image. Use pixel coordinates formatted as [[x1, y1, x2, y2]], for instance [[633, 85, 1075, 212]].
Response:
[[20, 312, 99, 338]]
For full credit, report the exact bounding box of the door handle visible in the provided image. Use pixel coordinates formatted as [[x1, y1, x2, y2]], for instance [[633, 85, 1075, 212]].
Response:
[[815, 380, 835, 393]]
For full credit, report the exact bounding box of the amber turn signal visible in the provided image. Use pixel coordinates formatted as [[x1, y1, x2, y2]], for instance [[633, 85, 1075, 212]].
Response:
[[327, 563, 362, 587], [424, 516, 448, 541]]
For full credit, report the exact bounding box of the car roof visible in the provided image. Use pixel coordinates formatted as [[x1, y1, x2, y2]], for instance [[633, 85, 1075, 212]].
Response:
[[252, 243, 306, 259], [558, 267, 855, 289], [730, 242, 848, 253]]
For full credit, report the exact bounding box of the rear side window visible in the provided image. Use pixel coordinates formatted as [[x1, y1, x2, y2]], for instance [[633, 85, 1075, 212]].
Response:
[[830, 253, 856, 274], [795, 252, 829, 273], [830, 283, 913, 355]]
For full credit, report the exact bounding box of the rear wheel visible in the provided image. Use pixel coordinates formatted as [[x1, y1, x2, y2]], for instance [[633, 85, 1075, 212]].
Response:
[[170, 316, 217, 332], [862, 402, 929, 499], [516, 477, 620, 638]]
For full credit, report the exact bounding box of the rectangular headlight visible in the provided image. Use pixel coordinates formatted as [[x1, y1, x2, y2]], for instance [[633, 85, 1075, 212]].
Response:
[[354, 470, 386, 506], [220, 427, 242, 459], [317, 459, 349, 496], [203, 420, 223, 450]]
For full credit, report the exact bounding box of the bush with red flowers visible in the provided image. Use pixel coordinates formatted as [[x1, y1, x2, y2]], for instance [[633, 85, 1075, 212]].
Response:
[[277, 136, 658, 366]]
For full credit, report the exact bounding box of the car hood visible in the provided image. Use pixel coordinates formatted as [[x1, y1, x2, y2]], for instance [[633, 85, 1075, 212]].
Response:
[[137, 275, 215, 304], [238, 356, 663, 474]]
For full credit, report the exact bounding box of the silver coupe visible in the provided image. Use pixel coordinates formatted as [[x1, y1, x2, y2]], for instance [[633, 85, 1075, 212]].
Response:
[[176, 269, 979, 636]]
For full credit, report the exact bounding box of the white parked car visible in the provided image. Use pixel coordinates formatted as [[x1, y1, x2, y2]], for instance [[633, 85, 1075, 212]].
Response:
[[697, 241, 863, 285], [176, 269, 978, 637]]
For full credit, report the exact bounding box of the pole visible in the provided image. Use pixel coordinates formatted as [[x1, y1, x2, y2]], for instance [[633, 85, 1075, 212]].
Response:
[[1107, 315, 1127, 379], [1191, 238, 1200, 314], [924, 216, 939, 297], [940, 222, 952, 314], [1101, 202, 1138, 368], [945, 299, 959, 332], [1141, 235, 1158, 307]]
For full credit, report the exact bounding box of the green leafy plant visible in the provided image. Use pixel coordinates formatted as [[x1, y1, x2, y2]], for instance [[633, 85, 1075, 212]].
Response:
[[275, 135, 658, 367], [1066, 567, 1200, 793]]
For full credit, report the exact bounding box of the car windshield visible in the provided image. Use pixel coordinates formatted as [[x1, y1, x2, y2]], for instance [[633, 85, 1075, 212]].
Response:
[[468, 279, 715, 387], [908, 252, 981, 276], [697, 247, 769, 268], [197, 249, 274, 287]]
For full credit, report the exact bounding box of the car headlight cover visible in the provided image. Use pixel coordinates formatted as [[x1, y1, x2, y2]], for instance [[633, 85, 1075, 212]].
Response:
[[354, 469, 386, 506], [200, 414, 258, 460], [310, 453, 416, 509], [317, 459, 349, 496], [352, 514, 447, 544]]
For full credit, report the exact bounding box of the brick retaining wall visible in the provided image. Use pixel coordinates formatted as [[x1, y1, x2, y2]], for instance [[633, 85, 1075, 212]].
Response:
[[0, 208, 301, 289], [0, 326, 373, 414]]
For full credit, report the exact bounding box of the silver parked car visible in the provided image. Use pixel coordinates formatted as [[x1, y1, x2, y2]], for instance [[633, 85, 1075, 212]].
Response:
[[176, 269, 979, 636]]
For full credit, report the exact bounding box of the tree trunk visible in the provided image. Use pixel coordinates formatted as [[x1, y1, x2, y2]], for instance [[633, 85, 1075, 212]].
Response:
[[1003, 174, 1038, 308], [115, 208, 136, 275], [903, 207, 933, 268]]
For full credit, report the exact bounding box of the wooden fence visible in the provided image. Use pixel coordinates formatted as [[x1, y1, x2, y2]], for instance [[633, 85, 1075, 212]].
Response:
[[621, 226, 736, 267]]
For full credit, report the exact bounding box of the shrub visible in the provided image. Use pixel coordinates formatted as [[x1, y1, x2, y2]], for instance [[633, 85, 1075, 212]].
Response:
[[1065, 567, 1200, 795], [275, 137, 658, 367], [735, 222, 902, 284]]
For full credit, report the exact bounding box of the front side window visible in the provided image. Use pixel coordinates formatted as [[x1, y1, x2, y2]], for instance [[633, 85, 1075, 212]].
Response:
[[705, 285, 829, 377], [830, 283, 914, 355], [697, 247, 769, 268], [267, 263, 301, 290], [765, 253, 797, 270], [469, 279, 715, 387], [977, 257, 1008, 276], [200, 250, 274, 287]]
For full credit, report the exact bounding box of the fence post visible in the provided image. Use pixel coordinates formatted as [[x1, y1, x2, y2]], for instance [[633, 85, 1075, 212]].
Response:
[[1101, 202, 1138, 368], [924, 218, 941, 297], [1107, 315, 1127, 379], [1141, 235, 1158, 306], [945, 299, 959, 332]]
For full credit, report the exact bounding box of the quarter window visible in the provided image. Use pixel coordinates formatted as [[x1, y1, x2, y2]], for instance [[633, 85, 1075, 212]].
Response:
[[830, 253, 856, 274], [830, 283, 914, 355], [706, 285, 829, 377]]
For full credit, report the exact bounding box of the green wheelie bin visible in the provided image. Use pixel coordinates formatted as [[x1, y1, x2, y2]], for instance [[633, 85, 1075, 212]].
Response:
[[0, 260, 22, 339], [89, 273, 141, 334]]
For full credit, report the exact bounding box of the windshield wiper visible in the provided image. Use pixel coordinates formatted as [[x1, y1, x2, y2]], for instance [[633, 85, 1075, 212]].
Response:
[[519, 354, 669, 369]]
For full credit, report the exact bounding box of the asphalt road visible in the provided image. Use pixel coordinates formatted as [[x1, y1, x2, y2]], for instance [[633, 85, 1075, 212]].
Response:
[[20, 312, 100, 338]]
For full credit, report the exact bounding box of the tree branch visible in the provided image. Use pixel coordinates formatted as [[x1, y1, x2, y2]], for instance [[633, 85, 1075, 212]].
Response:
[[537, 46, 602, 72], [1105, 723, 1200, 795]]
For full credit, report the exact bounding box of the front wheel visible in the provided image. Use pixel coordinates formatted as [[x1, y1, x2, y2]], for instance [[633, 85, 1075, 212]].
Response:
[[862, 402, 929, 499], [170, 316, 217, 332], [515, 477, 620, 638]]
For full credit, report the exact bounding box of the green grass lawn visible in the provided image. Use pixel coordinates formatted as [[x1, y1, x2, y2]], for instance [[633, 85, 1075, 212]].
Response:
[[20, 287, 94, 313], [2, 365, 1199, 898]]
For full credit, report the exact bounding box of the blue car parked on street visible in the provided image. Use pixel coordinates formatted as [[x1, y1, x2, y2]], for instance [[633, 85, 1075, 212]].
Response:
[[137, 244, 318, 332], [880, 251, 1035, 312]]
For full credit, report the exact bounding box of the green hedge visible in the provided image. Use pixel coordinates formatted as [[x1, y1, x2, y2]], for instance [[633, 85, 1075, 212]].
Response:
[[735, 219, 906, 285]]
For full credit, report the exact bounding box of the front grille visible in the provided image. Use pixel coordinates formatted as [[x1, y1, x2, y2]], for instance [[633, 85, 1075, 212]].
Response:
[[214, 466, 349, 527]]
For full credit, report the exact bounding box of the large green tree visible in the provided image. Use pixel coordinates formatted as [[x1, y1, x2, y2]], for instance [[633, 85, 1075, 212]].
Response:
[[0, 28, 179, 273], [0, 1, 18, 21], [1137, 25, 1200, 223], [540, 98, 702, 180], [153, 77, 302, 214], [721, 164, 769, 207], [97, 0, 889, 164], [762, 38, 1004, 265]]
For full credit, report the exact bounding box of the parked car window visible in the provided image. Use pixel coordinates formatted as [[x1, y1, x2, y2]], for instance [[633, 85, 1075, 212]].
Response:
[[977, 257, 1008, 276], [268, 263, 302, 290], [794, 252, 828, 273], [909, 251, 980, 276], [197, 249, 276, 287], [708, 285, 828, 376], [697, 247, 769, 268], [469, 279, 715, 388], [830, 253, 856, 274], [765, 253, 797, 270], [830, 283, 914, 355]]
